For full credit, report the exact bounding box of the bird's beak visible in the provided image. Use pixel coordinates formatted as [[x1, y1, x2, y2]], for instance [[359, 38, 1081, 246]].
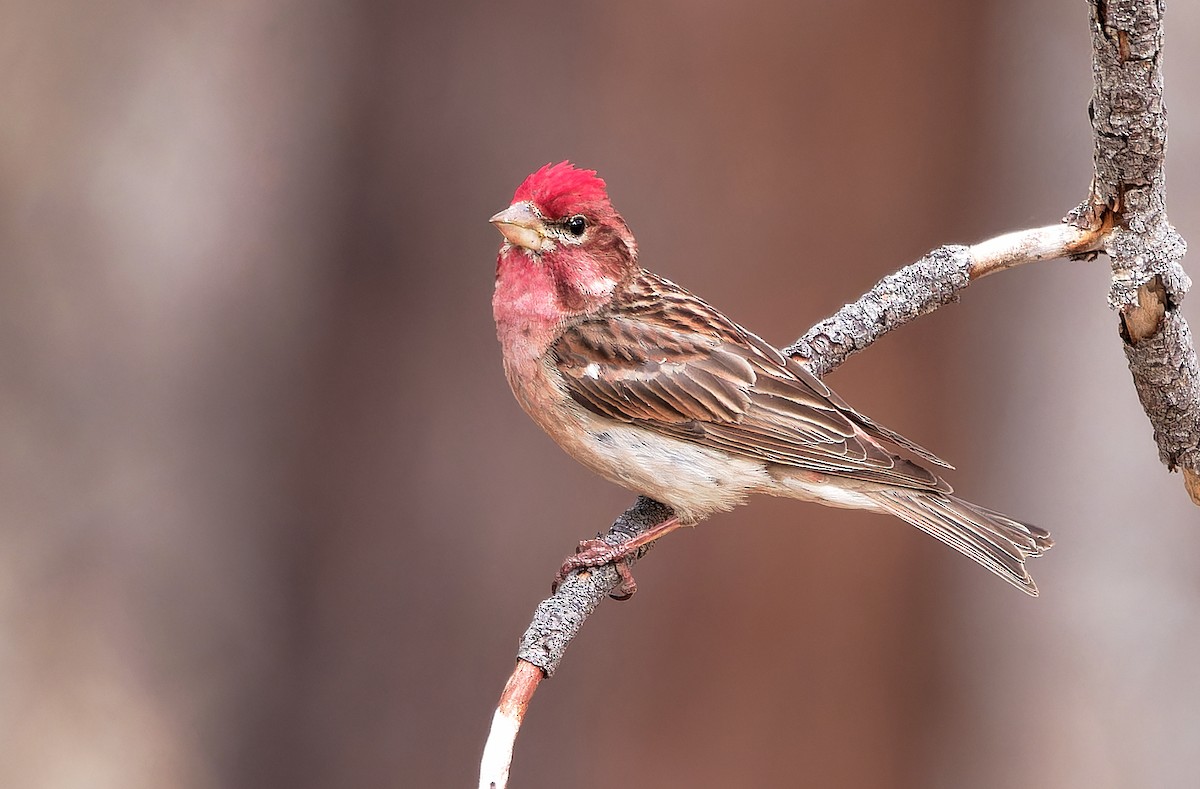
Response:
[[489, 201, 553, 252]]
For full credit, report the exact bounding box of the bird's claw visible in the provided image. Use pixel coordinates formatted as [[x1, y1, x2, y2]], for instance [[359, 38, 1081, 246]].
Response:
[[551, 538, 639, 600]]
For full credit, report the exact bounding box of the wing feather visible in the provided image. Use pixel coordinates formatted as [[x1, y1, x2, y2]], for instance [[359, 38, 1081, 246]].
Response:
[[551, 271, 951, 493]]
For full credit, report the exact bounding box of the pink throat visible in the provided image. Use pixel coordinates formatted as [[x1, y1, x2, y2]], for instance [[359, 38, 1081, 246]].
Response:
[[492, 244, 624, 361], [492, 247, 569, 359]]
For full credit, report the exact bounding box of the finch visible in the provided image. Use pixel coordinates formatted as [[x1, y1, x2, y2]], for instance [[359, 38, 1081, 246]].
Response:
[[491, 162, 1052, 597]]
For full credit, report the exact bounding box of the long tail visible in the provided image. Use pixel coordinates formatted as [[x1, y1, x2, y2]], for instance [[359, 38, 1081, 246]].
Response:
[[869, 490, 1053, 595]]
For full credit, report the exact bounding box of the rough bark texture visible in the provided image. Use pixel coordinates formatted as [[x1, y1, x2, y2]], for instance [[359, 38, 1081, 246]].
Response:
[[783, 246, 972, 377], [517, 497, 672, 676], [1123, 310, 1200, 473], [1081, 0, 1198, 478]]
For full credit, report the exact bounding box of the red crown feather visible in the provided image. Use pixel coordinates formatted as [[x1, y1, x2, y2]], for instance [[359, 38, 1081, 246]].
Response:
[[512, 161, 610, 217]]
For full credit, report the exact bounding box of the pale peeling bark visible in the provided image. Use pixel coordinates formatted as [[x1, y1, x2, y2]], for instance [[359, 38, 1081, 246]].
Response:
[[481, 1, 1195, 785]]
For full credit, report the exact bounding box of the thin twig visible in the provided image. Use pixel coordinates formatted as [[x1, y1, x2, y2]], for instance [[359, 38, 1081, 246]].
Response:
[[967, 222, 1111, 280], [514, 496, 672, 675], [479, 498, 670, 789], [786, 224, 1109, 377], [479, 661, 542, 789]]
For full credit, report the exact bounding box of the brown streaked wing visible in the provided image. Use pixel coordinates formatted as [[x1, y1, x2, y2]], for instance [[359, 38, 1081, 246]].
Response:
[[551, 269, 951, 493], [552, 316, 754, 425]]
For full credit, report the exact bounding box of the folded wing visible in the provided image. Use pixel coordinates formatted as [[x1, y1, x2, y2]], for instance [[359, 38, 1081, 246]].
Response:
[[551, 271, 950, 493]]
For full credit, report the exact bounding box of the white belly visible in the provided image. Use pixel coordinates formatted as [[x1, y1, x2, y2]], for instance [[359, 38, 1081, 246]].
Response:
[[506, 356, 786, 523], [770, 473, 880, 511], [566, 409, 773, 522]]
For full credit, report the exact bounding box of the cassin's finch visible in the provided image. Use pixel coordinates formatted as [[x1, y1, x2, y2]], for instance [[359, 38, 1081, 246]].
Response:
[[491, 162, 1051, 597]]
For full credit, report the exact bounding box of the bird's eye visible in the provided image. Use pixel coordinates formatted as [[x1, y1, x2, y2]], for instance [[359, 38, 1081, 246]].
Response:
[[565, 215, 587, 237]]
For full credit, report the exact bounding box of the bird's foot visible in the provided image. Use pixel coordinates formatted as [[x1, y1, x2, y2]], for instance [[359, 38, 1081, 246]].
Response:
[[553, 538, 640, 600], [550, 515, 683, 601]]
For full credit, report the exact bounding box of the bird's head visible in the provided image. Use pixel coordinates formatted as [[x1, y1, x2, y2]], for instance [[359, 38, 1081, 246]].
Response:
[[491, 161, 637, 262], [491, 163, 638, 329]]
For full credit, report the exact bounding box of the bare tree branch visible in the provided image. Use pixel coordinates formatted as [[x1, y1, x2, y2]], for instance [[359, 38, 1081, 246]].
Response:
[[480, 1, 1195, 785], [1074, 0, 1198, 501], [479, 498, 672, 789], [785, 224, 1108, 377], [515, 496, 673, 675]]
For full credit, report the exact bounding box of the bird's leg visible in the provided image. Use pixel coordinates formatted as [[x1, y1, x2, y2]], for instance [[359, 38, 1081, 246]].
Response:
[[552, 515, 683, 600]]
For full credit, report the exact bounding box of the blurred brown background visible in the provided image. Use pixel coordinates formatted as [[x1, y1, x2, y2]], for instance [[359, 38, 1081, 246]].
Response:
[[3, 1, 1199, 787]]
